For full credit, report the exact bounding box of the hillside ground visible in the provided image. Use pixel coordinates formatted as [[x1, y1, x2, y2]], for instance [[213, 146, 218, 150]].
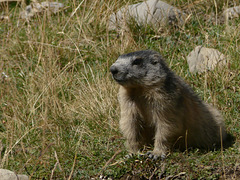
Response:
[[0, 0, 239, 179]]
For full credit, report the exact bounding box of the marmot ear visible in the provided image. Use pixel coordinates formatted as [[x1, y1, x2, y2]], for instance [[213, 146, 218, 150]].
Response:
[[150, 54, 160, 65], [150, 53, 160, 59]]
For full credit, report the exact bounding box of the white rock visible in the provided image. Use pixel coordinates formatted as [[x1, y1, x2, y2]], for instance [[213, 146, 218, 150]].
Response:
[[20, 1, 64, 19], [187, 46, 227, 74], [221, 6, 240, 22], [109, 0, 186, 30], [0, 169, 28, 180]]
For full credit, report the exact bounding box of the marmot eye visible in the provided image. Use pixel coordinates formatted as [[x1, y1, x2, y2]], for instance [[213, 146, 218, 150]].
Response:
[[132, 58, 143, 66], [151, 60, 158, 65]]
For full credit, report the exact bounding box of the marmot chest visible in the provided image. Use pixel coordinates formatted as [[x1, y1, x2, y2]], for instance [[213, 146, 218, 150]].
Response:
[[133, 92, 168, 124]]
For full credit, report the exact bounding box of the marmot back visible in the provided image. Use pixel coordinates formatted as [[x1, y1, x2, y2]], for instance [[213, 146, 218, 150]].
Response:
[[110, 50, 229, 160]]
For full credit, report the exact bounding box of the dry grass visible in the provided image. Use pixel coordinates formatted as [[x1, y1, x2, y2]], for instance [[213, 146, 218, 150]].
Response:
[[0, 0, 239, 179]]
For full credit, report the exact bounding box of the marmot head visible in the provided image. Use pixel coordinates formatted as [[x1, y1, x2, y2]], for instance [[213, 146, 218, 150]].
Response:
[[110, 50, 170, 88]]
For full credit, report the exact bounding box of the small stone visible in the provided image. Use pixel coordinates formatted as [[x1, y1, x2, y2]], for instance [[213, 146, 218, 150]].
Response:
[[220, 6, 240, 23], [0, 169, 28, 180], [187, 46, 227, 74], [0, 15, 9, 21], [20, 1, 64, 19]]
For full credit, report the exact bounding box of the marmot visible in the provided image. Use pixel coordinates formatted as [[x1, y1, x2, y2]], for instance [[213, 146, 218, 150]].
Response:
[[110, 50, 228, 160]]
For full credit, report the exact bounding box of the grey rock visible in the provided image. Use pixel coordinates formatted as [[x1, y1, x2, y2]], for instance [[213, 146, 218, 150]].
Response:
[[0, 169, 28, 180], [20, 1, 64, 19], [109, 0, 186, 30], [187, 46, 227, 74], [220, 6, 240, 23]]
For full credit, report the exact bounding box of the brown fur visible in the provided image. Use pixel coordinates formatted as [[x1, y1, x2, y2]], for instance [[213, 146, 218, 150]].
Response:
[[110, 50, 227, 158]]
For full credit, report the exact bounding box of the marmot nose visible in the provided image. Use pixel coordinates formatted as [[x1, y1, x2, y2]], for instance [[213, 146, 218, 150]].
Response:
[[110, 65, 119, 75]]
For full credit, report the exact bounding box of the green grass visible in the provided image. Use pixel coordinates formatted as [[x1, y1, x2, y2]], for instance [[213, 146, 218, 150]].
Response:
[[0, 0, 239, 179]]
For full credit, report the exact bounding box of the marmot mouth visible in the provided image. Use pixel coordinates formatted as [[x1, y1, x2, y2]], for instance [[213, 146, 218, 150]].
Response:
[[113, 77, 127, 84]]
